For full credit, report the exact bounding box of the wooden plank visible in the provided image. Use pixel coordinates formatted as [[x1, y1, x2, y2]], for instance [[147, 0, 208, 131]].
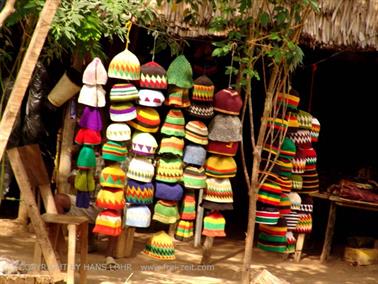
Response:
[[67, 224, 76, 284], [320, 201, 337, 263], [194, 188, 204, 248], [124, 227, 136, 257], [17, 192, 29, 225], [168, 223, 177, 237], [201, 236, 214, 264], [0, 0, 61, 162], [18, 144, 50, 185], [294, 234, 305, 262], [32, 242, 43, 273], [114, 229, 127, 258], [42, 213, 88, 225], [79, 222, 88, 284]]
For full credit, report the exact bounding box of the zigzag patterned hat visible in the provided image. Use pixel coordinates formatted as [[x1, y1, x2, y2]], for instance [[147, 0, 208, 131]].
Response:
[[126, 179, 154, 205], [99, 165, 126, 189], [140, 61, 167, 90], [108, 48, 140, 81]]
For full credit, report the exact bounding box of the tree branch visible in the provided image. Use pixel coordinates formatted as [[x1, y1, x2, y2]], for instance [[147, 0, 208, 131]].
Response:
[[0, 0, 16, 28]]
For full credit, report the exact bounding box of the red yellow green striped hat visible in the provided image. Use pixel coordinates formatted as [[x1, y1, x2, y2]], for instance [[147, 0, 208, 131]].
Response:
[[202, 211, 226, 237], [142, 231, 175, 260], [93, 209, 122, 237], [127, 106, 160, 133], [205, 155, 237, 178]]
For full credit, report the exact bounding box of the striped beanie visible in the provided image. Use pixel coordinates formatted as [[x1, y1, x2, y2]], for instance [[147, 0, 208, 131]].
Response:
[[142, 231, 175, 260], [82, 57, 107, 85], [208, 141, 239, 157], [266, 173, 292, 193], [257, 182, 282, 206], [127, 106, 161, 133], [192, 75, 214, 102], [265, 117, 289, 133], [140, 61, 167, 90], [279, 193, 291, 215], [204, 178, 233, 204], [110, 83, 139, 102], [288, 192, 301, 210], [102, 140, 127, 162], [77, 146, 96, 170], [277, 91, 300, 110], [126, 179, 154, 205], [155, 182, 184, 201], [257, 231, 287, 253], [96, 188, 125, 210], [127, 157, 155, 183], [272, 159, 293, 177], [311, 117, 320, 142], [125, 205, 151, 228], [100, 164, 126, 189], [259, 218, 288, 236], [79, 106, 102, 131], [152, 200, 180, 224], [183, 144, 207, 167], [131, 132, 158, 156], [180, 191, 196, 220], [185, 121, 208, 145], [108, 48, 140, 80], [78, 85, 106, 108], [174, 220, 194, 241], [208, 114, 242, 142], [138, 89, 165, 107], [283, 211, 300, 231], [155, 157, 183, 183], [167, 55, 193, 88], [183, 166, 207, 189], [205, 155, 237, 178], [106, 123, 131, 141], [75, 128, 101, 145], [161, 109, 185, 137], [109, 102, 137, 122], [165, 86, 191, 108], [301, 169, 319, 193], [286, 111, 300, 134], [256, 203, 280, 225], [93, 209, 122, 237], [187, 102, 214, 119], [214, 88, 242, 115], [202, 211, 226, 237], [294, 213, 312, 234], [158, 137, 184, 157]]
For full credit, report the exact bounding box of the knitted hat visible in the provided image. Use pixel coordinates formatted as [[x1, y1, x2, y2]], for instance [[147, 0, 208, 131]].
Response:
[[202, 211, 226, 237], [299, 195, 313, 213], [257, 223, 288, 254], [165, 86, 191, 108], [283, 211, 300, 231], [257, 182, 282, 206], [265, 117, 288, 132], [279, 137, 296, 160], [131, 132, 158, 156], [279, 193, 291, 215], [288, 129, 312, 149], [180, 191, 196, 220], [75, 128, 101, 145], [301, 169, 319, 193], [110, 83, 139, 102], [192, 75, 214, 102], [208, 114, 242, 142], [74, 170, 95, 192], [152, 200, 180, 224], [174, 220, 194, 241], [183, 166, 207, 189], [294, 214, 312, 234], [142, 231, 175, 260], [183, 144, 207, 166], [140, 61, 167, 90], [138, 89, 165, 107], [291, 175, 303, 191], [106, 123, 131, 141], [167, 55, 193, 88], [208, 141, 239, 157], [78, 85, 106, 107], [265, 173, 292, 193], [205, 155, 237, 178], [155, 157, 183, 183], [286, 111, 300, 134], [76, 191, 90, 209], [126, 179, 154, 205], [82, 57, 108, 85], [277, 91, 300, 110], [108, 48, 140, 80], [204, 178, 233, 204], [304, 147, 317, 171], [297, 110, 313, 130], [292, 146, 306, 174], [201, 200, 233, 211], [272, 159, 293, 177], [158, 137, 184, 157], [79, 106, 102, 131], [311, 117, 320, 143], [286, 231, 296, 253], [96, 188, 125, 210], [288, 192, 301, 210], [102, 140, 127, 162], [187, 102, 214, 119], [109, 102, 137, 122], [100, 164, 126, 189], [127, 107, 161, 133], [155, 182, 183, 201], [160, 109, 185, 137], [214, 88, 242, 115], [185, 121, 208, 145], [76, 146, 96, 169], [93, 209, 122, 236], [125, 205, 151, 228], [127, 157, 155, 183], [256, 203, 280, 225]]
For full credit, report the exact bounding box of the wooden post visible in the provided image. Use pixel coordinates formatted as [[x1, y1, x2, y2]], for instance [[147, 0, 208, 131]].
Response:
[[201, 236, 214, 264], [168, 223, 177, 237], [79, 222, 88, 284], [320, 201, 337, 263], [17, 193, 29, 225], [114, 229, 127, 259], [294, 233, 305, 262], [67, 224, 76, 284], [124, 227, 136, 257], [194, 188, 204, 248]]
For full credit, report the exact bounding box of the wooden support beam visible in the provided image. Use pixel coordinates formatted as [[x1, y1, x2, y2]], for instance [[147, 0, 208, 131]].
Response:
[[114, 229, 127, 259], [201, 236, 214, 265], [67, 224, 76, 284], [79, 222, 88, 284], [194, 189, 204, 247], [294, 234, 305, 262], [124, 227, 136, 257], [320, 201, 337, 263], [168, 223, 177, 238]]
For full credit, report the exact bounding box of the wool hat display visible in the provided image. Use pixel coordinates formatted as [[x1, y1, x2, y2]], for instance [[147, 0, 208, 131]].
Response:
[[158, 137, 184, 157], [142, 231, 175, 260], [155, 182, 183, 201], [174, 220, 194, 241], [93, 209, 122, 236], [165, 86, 191, 108], [291, 175, 303, 191], [257, 231, 287, 253], [299, 195, 313, 213], [82, 57, 108, 85], [294, 214, 312, 234], [79, 106, 102, 131], [126, 179, 154, 205], [288, 192, 301, 210], [131, 132, 158, 156], [214, 88, 242, 115], [102, 140, 127, 162], [160, 109, 185, 137], [265, 173, 292, 193], [286, 111, 300, 134], [202, 211, 226, 237], [100, 164, 126, 189], [272, 159, 293, 178], [208, 141, 239, 157], [265, 117, 289, 133], [74, 170, 95, 192], [96, 188, 125, 210], [76, 191, 90, 209], [152, 200, 180, 224], [304, 147, 317, 171], [208, 114, 242, 142], [301, 169, 319, 193], [106, 123, 131, 141], [78, 85, 106, 107], [125, 205, 151, 228], [138, 89, 165, 107], [204, 178, 233, 204], [278, 138, 296, 160], [256, 203, 280, 225], [127, 107, 161, 133], [288, 129, 312, 149], [185, 121, 208, 145], [286, 231, 296, 254], [110, 83, 139, 102], [76, 146, 96, 169], [205, 155, 237, 178], [257, 182, 282, 206], [183, 144, 207, 166], [283, 211, 300, 231], [187, 102, 214, 119], [108, 48, 140, 80], [311, 117, 320, 142], [75, 128, 101, 145], [297, 110, 313, 130], [292, 147, 307, 174], [109, 102, 137, 122], [127, 157, 155, 183], [167, 55, 193, 89], [155, 157, 183, 183], [277, 91, 300, 110], [201, 200, 234, 211], [180, 191, 196, 220], [192, 75, 214, 102], [279, 193, 291, 215], [140, 61, 167, 90], [183, 166, 207, 189]]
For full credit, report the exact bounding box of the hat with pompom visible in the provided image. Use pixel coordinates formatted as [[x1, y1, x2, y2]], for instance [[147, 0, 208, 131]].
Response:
[[127, 107, 161, 133], [82, 57, 108, 85], [110, 83, 139, 102], [167, 55, 193, 88], [140, 61, 167, 89], [160, 109, 185, 137], [108, 48, 140, 80], [214, 88, 242, 115], [192, 75, 214, 102]]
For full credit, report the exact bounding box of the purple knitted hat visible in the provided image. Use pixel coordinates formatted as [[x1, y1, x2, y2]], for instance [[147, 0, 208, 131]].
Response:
[[79, 106, 103, 131], [155, 182, 183, 201]]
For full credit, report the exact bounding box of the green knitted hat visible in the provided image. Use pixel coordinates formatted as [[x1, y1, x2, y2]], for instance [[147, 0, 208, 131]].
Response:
[[156, 157, 183, 183], [152, 200, 180, 224], [76, 146, 96, 169], [183, 166, 207, 189], [279, 137, 296, 160], [161, 109, 186, 137], [180, 190, 196, 220], [167, 55, 193, 89], [142, 231, 175, 260], [102, 140, 128, 162]]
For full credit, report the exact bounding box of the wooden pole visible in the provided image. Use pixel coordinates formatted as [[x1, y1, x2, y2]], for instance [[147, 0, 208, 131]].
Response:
[[201, 236, 214, 264], [294, 233, 306, 262], [194, 188, 204, 247], [320, 202, 336, 263]]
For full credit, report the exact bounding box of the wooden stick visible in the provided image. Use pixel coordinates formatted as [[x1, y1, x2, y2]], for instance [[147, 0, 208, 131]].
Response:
[[0, 0, 16, 27], [320, 201, 337, 263], [67, 224, 76, 284], [79, 222, 88, 284], [114, 229, 127, 259], [201, 236, 214, 264], [168, 223, 177, 237], [124, 227, 136, 257], [194, 188, 204, 248], [294, 234, 305, 262]]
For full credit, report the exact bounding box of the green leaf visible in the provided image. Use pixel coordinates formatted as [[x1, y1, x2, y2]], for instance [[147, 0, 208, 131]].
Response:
[[259, 12, 270, 28]]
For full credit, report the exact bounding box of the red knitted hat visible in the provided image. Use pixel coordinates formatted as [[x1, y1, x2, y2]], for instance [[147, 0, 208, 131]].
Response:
[[214, 88, 242, 115], [207, 141, 239, 157]]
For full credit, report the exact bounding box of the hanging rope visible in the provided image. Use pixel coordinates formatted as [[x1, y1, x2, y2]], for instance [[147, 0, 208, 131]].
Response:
[[151, 31, 159, 61], [125, 21, 133, 50], [228, 43, 237, 88]]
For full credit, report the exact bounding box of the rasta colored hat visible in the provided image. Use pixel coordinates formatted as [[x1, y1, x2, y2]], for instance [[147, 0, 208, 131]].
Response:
[[265, 117, 289, 133], [257, 219, 288, 253], [126, 179, 154, 205], [160, 109, 185, 137], [277, 91, 300, 110], [304, 147, 317, 171], [288, 129, 312, 149], [204, 178, 233, 204], [278, 137, 296, 160], [125, 205, 151, 228], [127, 106, 161, 133], [106, 123, 131, 141], [77, 146, 96, 169], [187, 102, 214, 119], [102, 140, 127, 162], [110, 83, 139, 102], [75, 128, 101, 145], [155, 182, 184, 201], [311, 117, 320, 142], [183, 166, 207, 189], [286, 111, 300, 134], [185, 121, 208, 145], [180, 191, 196, 220], [138, 89, 165, 107], [82, 57, 108, 85], [192, 75, 214, 102], [79, 106, 103, 131], [205, 155, 237, 178], [96, 188, 125, 210], [294, 214, 312, 234], [142, 231, 175, 260], [297, 110, 313, 130], [208, 141, 239, 157], [174, 220, 194, 241], [279, 193, 291, 215], [165, 86, 191, 108], [286, 231, 296, 253], [108, 48, 140, 80], [131, 132, 158, 156], [167, 55, 193, 88], [202, 211, 226, 237], [93, 209, 122, 236], [214, 88, 242, 115], [183, 144, 207, 166], [257, 181, 282, 206], [74, 170, 95, 192], [288, 192, 301, 210], [140, 61, 167, 90], [155, 156, 183, 183], [292, 146, 306, 174], [152, 200, 180, 224], [256, 202, 280, 225], [208, 114, 242, 142], [158, 137, 184, 157], [109, 102, 137, 122], [100, 164, 126, 189], [78, 85, 106, 107], [265, 173, 292, 193], [127, 157, 155, 183], [301, 168, 319, 193]]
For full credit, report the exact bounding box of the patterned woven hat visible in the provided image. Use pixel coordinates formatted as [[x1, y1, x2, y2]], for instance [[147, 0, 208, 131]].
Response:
[[108, 48, 140, 80], [180, 191, 196, 220], [78, 85, 106, 108], [128, 107, 161, 133], [77, 146, 96, 169], [311, 117, 320, 142], [110, 83, 139, 102], [74, 170, 95, 192], [165, 86, 191, 108], [187, 102, 214, 119], [301, 168, 319, 193], [192, 75, 214, 102], [257, 181, 282, 206], [288, 129, 312, 149], [158, 137, 184, 157], [174, 220, 194, 241], [93, 209, 122, 236], [297, 110, 313, 130], [155, 182, 184, 201], [152, 200, 180, 224], [96, 188, 125, 210], [167, 55, 193, 88], [202, 211, 226, 237], [205, 155, 237, 178], [142, 231, 175, 260], [286, 231, 296, 253], [283, 211, 300, 231], [185, 121, 208, 145], [131, 132, 158, 156], [291, 174, 303, 191], [102, 140, 127, 162], [204, 178, 233, 204], [100, 164, 126, 189], [109, 102, 137, 122], [288, 192, 301, 210], [82, 57, 108, 85], [279, 193, 291, 215], [138, 89, 165, 107], [208, 114, 242, 142], [106, 123, 131, 141], [161, 109, 185, 137], [75, 128, 101, 145], [256, 203, 280, 225], [140, 61, 167, 89], [299, 195, 313, 213], [155, 157, 183, 183], [125, 205, 151, 228], [79, 106, 102, 131], [304, 147, 317, 171], [277, 91, 300, 110], [214, 88, 242, 115], [294, 214, 312, 234], [208, 141, 239, 157], [126, 179, 154, 205], [292, 146, 306, 174], [183, 166, 207, 189], [127, 157, 155, 183]]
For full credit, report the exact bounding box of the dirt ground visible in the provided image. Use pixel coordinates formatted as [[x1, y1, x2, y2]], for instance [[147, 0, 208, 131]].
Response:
[[0, 219, 377, 283]]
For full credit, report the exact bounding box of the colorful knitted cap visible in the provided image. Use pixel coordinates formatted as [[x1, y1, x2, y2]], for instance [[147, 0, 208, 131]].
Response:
[[187, 102, 214, 119], [208, 114, 242, 142], [283, 211, 300, 231], [125, 205, 151, 228], [292, 146, 306, 174], [158, 137, 184, 157], [257, 181, 282, 206], [93, 209, 122, 237], [110, 83, 139, 102], [288, 192, 301, 210], [180, 191, 196, 220], [257, 232, 287, 253], [288, 129, 312, 149], [201, 200, 233, 211], [304, 147, 317, 170], [160, 109, 185, 137], [183, 166, 207, 189], [286, 111, 300, 134], [202, 211, 226, 237], [75, 128, 101, 145], [256, 202, 280, 225], [155, 182, 184, 201], [185, 121, 208, 145], [208, 141, 239, 157], [167, 55, 193, 88], [126, 179, 154, 205], [127, 106, 161, 133], [291, 174, 303, 191], [214, 88, 242, 115], [204, 178, 233, 203], [205, 155, 237, 178], [297, 110, 313, 130], [311, 117, 320, 142], [142, 231, 175, 260], [79, 106, 102, 131], [301, 169, 319, 193], [109, 102, 137, 122], [106, 123, 131, 141], [192, 75, 214, 102], [96, 188, 125, 210], [279, 193, 291, 215], [272, 159, 293, 177], [165, 86, 191, 108], [76, 146, 96, 169], [140, 61, 167, 90], [82, 57, 108, 85], [174, 220, 194, 241], [108, 48, 140, 80], [279, 137, 296, 160], [131, 132, 158, 156], [183, 144, 207, 166], [265, 117, 289, 133], [277, 91, 300, 110], [152, 200, 180, 224], [138, 89, 165, 107], [294, 213, 312, 234], [286, 231, 296, 254], [78, 85, 106, 108], [74, 170, 95, 192], [127, 157, 155, 183], [259, 218, 288, 236], [299, 195, 313, 213], [155, 157, 183, 183], [265, 172, 292, 193], [102, 140, 127, 162], [100, 164, 126, 189]]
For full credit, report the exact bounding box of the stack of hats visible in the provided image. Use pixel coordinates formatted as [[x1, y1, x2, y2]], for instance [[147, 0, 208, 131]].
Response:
[[187, 75, 215, 119], [294, 195, 313, 234], [257, 218, 288, 253]]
